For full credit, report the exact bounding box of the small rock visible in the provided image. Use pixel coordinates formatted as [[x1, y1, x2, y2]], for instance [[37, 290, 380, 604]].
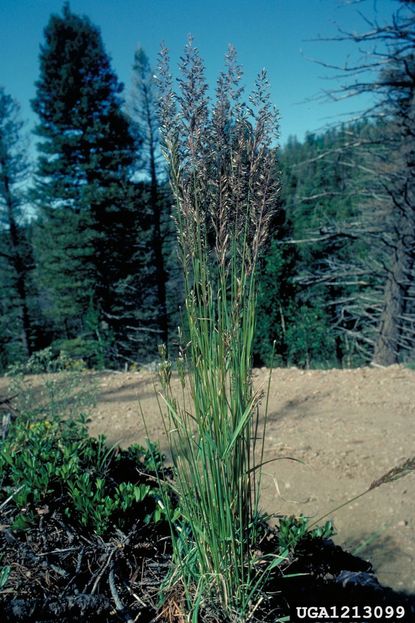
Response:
[[397, 520, 408, 527]]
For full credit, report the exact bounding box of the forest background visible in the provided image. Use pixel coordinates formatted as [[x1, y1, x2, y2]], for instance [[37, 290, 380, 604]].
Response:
[[0, 0, 414, 372]]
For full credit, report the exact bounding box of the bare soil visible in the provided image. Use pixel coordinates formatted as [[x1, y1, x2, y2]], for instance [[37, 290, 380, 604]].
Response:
[[2, 365, 414, 594]]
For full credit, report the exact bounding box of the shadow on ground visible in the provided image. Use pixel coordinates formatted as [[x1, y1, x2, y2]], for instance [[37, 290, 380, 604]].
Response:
[[342, 530, 414, 595], [268, 392, 331, 422]]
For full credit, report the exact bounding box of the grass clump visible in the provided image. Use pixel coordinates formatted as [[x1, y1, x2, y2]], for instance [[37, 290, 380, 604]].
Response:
[[156, 38, 282, 620]]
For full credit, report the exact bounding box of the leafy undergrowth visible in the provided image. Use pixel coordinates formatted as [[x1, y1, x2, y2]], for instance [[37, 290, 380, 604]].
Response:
[[0, 399, 174, 622], [1, 398, 414, 622]]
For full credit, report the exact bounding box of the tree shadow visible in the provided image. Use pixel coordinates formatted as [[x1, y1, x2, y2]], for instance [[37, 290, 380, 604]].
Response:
[[267, 391, 331, 423], [341, 530, 415, 596], [96, 375, 161, 403]]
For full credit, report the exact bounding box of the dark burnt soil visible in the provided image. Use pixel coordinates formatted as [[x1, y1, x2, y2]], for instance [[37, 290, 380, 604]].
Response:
[[0, 448, 170, 623]]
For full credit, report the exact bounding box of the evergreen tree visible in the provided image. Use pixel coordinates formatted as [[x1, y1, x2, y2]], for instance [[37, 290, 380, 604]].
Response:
[[254, 237, 296, 366], [370, 31, 415, 364], [0, 88, 33, 369], [254, 168, 298, 367], [129, 47, 171, 351], [31, 3, 141, 363]]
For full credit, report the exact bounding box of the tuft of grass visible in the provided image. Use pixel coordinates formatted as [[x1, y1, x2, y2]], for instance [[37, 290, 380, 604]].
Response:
[[155, 38, 281, 619]]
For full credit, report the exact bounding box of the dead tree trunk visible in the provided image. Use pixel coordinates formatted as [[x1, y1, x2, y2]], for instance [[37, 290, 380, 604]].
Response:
[[373, 94, 415, 365], [374, 235, 415, 364]]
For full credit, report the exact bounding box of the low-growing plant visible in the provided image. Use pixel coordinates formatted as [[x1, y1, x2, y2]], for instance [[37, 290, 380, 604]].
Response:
[[65, 473, 117, 534], [155, 39, 283, 620], [0, 389, 169, 535], [64, 472, 160, 533], [277, 515, 335, 554], [6, 346, 84, 376], [80, 434, 117, 477], [0, 561, 11, 591], [1, 418, 79, 506], [124, 440, 165, 472]]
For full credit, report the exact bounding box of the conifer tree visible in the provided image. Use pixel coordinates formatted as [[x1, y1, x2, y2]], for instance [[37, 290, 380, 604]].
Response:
[[0, 88, 33, 368], [266, 127, 372, 367], [31, 3, 140, 361], [129, 47, 170, 350]]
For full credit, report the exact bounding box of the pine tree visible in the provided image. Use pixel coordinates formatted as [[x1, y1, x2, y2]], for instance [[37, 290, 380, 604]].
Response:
[[129, 47, 171, 351], [0, 88, 33, 368], [31, 3, 140, 362]]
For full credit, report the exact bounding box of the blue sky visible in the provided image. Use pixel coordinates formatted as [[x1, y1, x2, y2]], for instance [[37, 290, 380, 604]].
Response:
[[0, 0, 395, 148]]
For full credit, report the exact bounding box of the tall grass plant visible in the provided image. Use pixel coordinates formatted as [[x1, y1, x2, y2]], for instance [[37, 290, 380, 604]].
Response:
[[156, 38, 282, 620]]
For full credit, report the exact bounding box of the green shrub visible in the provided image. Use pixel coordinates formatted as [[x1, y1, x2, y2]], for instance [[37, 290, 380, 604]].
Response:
[[6, 346, 77, 375], [0, 389, 167, 535], [65, 473, 152, 534], [51, 337, 104, 368], [125, 441, 165, 472], [286, 305, 337, 368], [277, 515, 335, 553]]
